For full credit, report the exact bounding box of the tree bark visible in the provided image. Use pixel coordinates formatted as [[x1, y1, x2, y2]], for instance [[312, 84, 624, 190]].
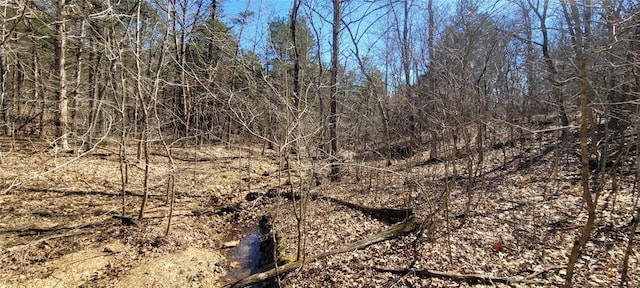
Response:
[[401, 0, 417, 146], [561, 1, 597, 287], [0, 38, 7, 137], [86, 38, 101, 145], [70, 20, 85, 136], [427, 0, 438, 160], [329, 0, 340, 181], [136, 0, 150, 221], [0, 3, 10, 137], [55, 0, 69, 149], [290, 0, 302, 113], [289, 0, 302, 154], [34, 44, 43, 138]]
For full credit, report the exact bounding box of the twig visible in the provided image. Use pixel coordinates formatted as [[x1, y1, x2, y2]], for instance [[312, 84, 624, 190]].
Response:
[[525, 265, 565, 280], [384, 268, 415, 288]]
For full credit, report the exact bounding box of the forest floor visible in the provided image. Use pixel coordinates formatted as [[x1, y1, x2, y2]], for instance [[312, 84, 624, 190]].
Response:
[[0, 129, 638, 287]]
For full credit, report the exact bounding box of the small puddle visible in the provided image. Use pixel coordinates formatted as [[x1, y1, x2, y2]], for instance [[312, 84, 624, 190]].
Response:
[[222, 215, 278, 287], [226, 225, 263, 280]]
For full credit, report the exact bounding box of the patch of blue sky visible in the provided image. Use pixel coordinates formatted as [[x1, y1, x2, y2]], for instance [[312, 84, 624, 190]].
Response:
[[221, 0, 292, 55]]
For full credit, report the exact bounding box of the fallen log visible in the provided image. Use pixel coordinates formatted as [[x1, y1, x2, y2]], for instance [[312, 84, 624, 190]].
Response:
[[222, 215, 423, 288], [279, 192, 412, 224], [191, 204, 241, 216], [318, 195, 412, 225], [374, 267, 546, 285]]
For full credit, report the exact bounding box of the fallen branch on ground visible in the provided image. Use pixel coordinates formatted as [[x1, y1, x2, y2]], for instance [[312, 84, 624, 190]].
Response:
[[317, 194, 412, 224], [222, 215, 423, 288], [374, 267, 549, 285]]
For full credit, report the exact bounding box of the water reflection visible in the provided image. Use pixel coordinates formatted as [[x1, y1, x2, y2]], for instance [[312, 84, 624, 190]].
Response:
[[226, 225, 262, 279]]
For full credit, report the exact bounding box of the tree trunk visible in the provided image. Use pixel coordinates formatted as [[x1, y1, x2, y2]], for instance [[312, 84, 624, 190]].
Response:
[[55, 0, 69, 150], [561, 1, 597, 287], [401, 0, 417, 147], [290, 0, 302, 153], [0, 3, 10, 137], [329, 0, 340, 181], [377, 95, 392, 167], [70, 20, 85, 136], [0, 43, 7, 137], [136, 0, 150, 221], [86, 39, 99, 146], [529, 0, 569, 143], [33, 44, 43, 138], [178, 1, 190, 140], [522, 1, 536, 114], [427, 0, 438, 160], [139, 0, 170, 220]]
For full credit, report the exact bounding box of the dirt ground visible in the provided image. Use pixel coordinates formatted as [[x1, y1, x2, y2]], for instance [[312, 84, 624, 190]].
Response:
[[0, 138, 281, 287], [0, 134, 639, 287]]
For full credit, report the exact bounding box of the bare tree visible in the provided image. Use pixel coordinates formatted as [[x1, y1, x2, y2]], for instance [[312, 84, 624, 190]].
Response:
[[528, 0, 571, 141], [399, 0, 418, 147], [55, 0, 69, 150], [560, 1, 597, 286], [136, 0, 152, 221], [426, 0, 438, 160], [341, 1, 393, 166], [290, 0, 302, 118], [329, 0, 340, 181], [0, 2, 8, 137]]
